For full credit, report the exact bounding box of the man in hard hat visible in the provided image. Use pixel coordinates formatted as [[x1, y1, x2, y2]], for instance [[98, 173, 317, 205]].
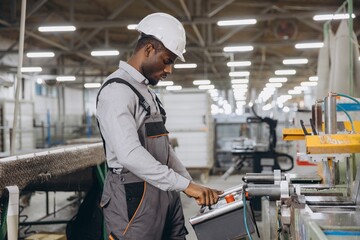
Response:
[[96, 12, 222, 239]]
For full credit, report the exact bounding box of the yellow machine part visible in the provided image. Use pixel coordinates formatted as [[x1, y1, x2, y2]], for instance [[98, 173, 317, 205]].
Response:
[[305, 134, 360, 154], [282, 121, 360, 141]]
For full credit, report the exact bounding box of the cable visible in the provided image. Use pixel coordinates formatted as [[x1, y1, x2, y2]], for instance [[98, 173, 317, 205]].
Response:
[[336, 93, 360, 104], [337, 104, 355, 132], [243, 192, 253, 240]]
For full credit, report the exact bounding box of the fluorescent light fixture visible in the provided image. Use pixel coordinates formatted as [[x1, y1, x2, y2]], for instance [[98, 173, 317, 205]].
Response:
[[301, 81, 318, 87], [174, 63, 197, 69], [127, 24, 138, 30], [275, 69, 296, 75], [56, 76, 76, 81], [91, 50, 119, 56], [193, 80, 211, 85], [266, 83, 282, 88], [157, 81, 174, 86], [295, 42, 324, 49], [38, 25, 76, 32], [84, 83, 101, 88], [231, 79, 249, 84], [217, 19, 257, 26], [278, 95, 292, 99], [21, 67, 42, 72], [223, 46, 253, 52], [294, 86, 308, 91], [269, 77, 287, 83], [283, 58, 308, 65], [233, 89, 248, 94], [166, 85, 182, 91], [227, 61, 251, 67], [288, 89, 302, 95], [236, 101, 246, 106], [232, 84, 248, 89], [234, 96, 247, 101], [26, 51, 55, 58], [229, 71, 250, 77], [313, 13, 356, 21], [309, 76, 318, 81], [199, 85, 215, 90]]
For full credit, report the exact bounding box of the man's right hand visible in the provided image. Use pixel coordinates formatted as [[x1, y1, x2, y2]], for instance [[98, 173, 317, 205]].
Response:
[[183, 182, 223, 206]]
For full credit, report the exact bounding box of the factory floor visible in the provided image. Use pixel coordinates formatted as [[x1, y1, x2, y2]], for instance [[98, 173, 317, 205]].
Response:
[[19, 163, 316, 239]]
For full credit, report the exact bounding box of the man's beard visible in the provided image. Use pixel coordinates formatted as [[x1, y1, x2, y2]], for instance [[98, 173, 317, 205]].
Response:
[[148, 78, 159, 86]]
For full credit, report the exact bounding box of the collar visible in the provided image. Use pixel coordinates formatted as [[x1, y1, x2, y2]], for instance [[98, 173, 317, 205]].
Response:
[[119, 61, 149, 85]]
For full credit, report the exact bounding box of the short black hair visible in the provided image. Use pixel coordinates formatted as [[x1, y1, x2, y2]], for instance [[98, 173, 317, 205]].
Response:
[[134, 33, 166, 53]]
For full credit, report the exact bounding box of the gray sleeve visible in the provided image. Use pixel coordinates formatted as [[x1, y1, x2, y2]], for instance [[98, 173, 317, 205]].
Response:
[[97, 84, 190, 192], [167, 146, 193, 181]]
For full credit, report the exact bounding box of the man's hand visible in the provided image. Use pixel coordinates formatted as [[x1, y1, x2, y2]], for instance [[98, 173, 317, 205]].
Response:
[[183, 182, 223, 206]]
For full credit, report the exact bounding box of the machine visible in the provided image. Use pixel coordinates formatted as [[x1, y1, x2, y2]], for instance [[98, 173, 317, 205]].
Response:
[[191, 92, 360, 239]]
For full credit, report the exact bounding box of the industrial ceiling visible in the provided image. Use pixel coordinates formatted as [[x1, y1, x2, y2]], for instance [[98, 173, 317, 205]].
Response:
[[1, 0, 359, 104]]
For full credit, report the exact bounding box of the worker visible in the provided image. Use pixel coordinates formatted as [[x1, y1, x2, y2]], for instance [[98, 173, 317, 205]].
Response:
[[96, 12, 222, 240]]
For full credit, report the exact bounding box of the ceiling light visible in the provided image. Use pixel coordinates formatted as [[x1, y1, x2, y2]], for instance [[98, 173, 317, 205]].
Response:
[[38, 25, 76, 32], [199, 85, 215, 90], [275, 69, 296, 75], [288, 89, 302, 95], [313, 13, 356, 21], [236, 101, 246, 106], [227, 61, 251, 67], [157, 81, 174, 86], [269, 77, 287, 83], [309, 76, 318, 81], [301, 81, 318, 87], [166, 85, 182, 91], [193, 80, 211, 85], [232, 84, 248, 89], [282, 58, 308, 64], [127, 24, 137, 30], [217, 19, 257, 26], [223, 46, 253, 52], [174, 63, 197, 69], [91, 50, 119, 56], [231, 79, 249, 84], [84, 83, 101, 88], [229, 71, 250, 77], [266, 83, 282, 88], [234, 96, 247, 101], [21, 67, 42, 72], [56, 76, 76, 81], [233, 89, 248, 94], [26, 52, 55, 58], [294, 86, 308, 91], [295, 42, 324, 49]]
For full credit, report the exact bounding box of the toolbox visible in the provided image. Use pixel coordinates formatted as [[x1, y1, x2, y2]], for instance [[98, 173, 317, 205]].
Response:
[[189, 186, 255, 240]]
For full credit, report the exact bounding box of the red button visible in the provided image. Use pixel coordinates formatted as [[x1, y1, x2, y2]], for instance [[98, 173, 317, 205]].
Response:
[[225, 194, 235, 203]]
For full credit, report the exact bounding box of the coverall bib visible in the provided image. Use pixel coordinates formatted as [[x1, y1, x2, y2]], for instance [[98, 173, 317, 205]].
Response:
[[97, 78, 187, 240]]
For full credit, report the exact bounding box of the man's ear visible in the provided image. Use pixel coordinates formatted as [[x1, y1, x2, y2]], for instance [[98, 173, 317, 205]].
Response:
[[144, 43, 154, 57]]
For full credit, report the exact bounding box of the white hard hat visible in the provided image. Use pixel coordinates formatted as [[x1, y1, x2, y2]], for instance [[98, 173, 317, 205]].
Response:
[[136, 12, 186, 62]]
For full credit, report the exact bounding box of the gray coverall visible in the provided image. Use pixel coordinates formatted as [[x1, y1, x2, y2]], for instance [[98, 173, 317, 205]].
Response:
[[96, 66, 191, 239]]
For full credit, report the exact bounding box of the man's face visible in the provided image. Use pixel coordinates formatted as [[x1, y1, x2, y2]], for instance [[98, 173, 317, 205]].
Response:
[[141, 44, 178, 86]]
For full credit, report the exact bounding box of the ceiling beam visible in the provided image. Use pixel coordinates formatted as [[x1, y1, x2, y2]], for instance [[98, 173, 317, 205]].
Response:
[[73, 0, 135, 50], [6, 10, 354, 30], [207, 0, 235, 17]]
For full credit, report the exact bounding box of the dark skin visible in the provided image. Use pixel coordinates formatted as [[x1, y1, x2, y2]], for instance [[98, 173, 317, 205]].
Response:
[[128, 41, 223, 206]]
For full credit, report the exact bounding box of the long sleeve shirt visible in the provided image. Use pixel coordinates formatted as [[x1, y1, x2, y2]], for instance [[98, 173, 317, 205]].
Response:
[[96, 61, 192, 192]]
